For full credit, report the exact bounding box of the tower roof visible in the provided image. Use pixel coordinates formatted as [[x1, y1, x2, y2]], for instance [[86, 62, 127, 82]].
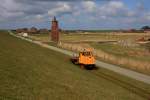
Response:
[[52, 16, 57, 21]]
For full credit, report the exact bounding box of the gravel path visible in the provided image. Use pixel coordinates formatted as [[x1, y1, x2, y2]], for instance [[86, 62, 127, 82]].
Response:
[[9, 31, 150, 85]]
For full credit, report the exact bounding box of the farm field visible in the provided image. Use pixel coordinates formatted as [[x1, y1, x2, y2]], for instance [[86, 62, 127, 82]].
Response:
[[90, 42, 150, 75], [0, 30, 150, 99], [29, 32, 150, 42], [60, 33, 150, 42], [90, 42, 150, 62]]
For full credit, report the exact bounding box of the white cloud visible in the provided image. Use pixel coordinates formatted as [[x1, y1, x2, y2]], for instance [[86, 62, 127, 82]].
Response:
[[99, 1, 125, 16], [48, 2, 72, 16], [34, 14, 45, 22], [82, 1, 96, 12], [0, 0, 22, 17], [144, 12, 150, 21], [108, 1, 124, 9], [142, 12, 150, 22], [126, 11, 136, 17]]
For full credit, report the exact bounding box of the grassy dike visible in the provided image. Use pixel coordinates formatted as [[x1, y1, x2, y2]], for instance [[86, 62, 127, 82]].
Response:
[[0, 31, 149, 100]]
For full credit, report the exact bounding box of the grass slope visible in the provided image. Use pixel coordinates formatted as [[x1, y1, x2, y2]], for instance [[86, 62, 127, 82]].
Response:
[[0, 31, 149, 100]]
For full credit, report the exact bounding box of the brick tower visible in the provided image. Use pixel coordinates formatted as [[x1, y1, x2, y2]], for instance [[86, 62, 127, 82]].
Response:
[[51, 16, 59, 43]]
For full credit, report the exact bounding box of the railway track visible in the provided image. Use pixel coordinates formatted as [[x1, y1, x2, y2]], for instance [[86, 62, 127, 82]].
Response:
[[91, 70, 150, 99]]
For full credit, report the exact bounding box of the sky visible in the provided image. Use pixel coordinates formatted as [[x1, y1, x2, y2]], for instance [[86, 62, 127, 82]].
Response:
[[0, 0, 150, 30]]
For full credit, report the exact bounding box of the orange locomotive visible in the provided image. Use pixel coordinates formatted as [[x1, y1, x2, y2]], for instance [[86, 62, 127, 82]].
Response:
[[71, 48, 95, 69]]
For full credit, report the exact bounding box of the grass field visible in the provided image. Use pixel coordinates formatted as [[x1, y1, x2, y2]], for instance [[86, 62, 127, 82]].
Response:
[[28, 33, 116, 44], [0, 31, 150, 100], [28, 32, 150, 42]]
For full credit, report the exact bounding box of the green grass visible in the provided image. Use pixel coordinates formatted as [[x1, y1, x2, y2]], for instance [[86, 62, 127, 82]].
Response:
[[0, 31, 150, 100]]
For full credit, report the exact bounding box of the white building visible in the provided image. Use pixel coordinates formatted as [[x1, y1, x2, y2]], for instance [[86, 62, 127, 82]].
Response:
[[18, 32, 28, 37]]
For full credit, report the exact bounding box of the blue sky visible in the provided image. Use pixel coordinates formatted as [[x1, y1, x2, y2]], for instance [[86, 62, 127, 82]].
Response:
[[0, 0, 149, 30]]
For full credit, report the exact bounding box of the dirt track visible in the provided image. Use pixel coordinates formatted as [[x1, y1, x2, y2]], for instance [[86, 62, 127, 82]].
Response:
[[9, 31, 150, 85]]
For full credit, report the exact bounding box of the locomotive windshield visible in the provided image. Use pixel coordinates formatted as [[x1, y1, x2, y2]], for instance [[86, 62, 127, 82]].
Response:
[[82, 52, 92, 56]]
